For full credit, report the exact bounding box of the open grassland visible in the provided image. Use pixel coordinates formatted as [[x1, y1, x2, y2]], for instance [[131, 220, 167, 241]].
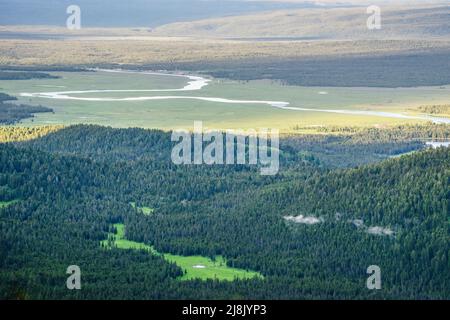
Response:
[[1, 70, 449, 132], [1, 5, 450, 67], [1, 37, 450, 66], [0, 200, 18, 208], [153, 5, 450, 40], [102, 224, 263, 281]]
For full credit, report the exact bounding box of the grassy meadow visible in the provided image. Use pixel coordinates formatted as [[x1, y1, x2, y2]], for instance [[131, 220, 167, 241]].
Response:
[[1, 70, 450, 132], [130, 202, 154, 216], [101, 223, 263, 281], [0, 200, 18, 209]]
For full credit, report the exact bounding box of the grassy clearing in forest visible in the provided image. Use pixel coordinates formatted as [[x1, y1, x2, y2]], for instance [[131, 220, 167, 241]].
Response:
[[130, 202, 154, 216], [0, 200, 19, 208], [101, 223, 263, 281]]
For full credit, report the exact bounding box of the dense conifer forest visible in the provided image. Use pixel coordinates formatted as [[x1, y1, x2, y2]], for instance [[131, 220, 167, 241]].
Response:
[[0, 125, 449, 299]]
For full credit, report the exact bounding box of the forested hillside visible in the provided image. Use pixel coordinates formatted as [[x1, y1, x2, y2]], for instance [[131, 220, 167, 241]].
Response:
[[0, 125, 448, 299]]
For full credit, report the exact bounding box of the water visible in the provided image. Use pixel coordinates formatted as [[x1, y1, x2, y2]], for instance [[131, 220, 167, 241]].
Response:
[[21, 69, 450, 124]]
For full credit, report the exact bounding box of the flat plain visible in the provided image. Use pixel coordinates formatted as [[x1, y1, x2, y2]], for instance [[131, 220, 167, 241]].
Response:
[[1, 70, 450, 131]]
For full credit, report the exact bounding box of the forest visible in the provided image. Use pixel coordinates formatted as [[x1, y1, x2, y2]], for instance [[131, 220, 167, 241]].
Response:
[[0, 71, 59, 80], [0, 92, 54, 125], [0, 100, 53, 125], [0, 66, 88, 72], [417, 105, 450, 116], [119, 52, 450, 88], [0, 126, 62, 143], [0, 93, 16, 102], [0, 124, 449, 300]]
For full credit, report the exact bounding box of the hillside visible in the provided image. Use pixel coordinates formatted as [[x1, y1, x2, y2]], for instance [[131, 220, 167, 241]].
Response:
[[1, 125, 449, 299], [0, 0, 320, 28], [153, 5, 450, 39]]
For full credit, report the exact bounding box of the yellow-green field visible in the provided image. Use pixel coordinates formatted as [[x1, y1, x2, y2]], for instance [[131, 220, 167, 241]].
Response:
[[1, 70, 450, 132], [101, 223, 263, 281]]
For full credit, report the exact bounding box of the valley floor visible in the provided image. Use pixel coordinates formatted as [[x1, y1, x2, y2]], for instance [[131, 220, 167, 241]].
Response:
[[2, 69, 450, 131]]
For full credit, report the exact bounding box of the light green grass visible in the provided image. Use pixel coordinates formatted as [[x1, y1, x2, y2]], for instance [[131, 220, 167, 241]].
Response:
[[390, 150, 419, 158], [2, 71, 449, 131], [101, 223, 159, 254], [101, 223, 263, 281], [130, 202, 154, 216], [0, 200, 18, 209]]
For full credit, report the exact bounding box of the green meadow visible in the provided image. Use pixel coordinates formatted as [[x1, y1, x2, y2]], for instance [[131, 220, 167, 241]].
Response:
[[0, 200, 18, 209], [130, 202, 154, 216], [101, 223, 263, 281], [1, 70, 450, 131]]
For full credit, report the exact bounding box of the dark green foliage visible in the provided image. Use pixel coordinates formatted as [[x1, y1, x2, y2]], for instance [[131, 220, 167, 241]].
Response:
[[116, 51, 450, 87], [0, 101, 53, 124], [0, 125, 448, 299], [0, 71, 59, 80], [0, 93, 17, 102], [285, 124, 450, 168], [0, 66, 89, 72]]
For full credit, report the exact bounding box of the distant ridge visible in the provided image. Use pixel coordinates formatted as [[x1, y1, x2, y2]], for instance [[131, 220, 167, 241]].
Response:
[[0, 0, 324, 28], [153, 5, 450, 40]]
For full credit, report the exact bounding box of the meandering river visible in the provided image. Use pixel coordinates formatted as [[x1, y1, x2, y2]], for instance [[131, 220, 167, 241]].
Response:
[[21, 69, 450, 124]]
